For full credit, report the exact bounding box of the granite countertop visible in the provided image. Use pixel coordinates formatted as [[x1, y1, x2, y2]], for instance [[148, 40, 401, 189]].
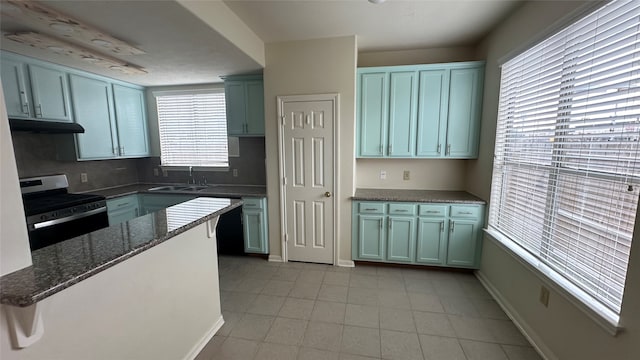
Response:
[[0, 197, 242, 307], [352, 188, 486, 204], [88, 183, 267, 199]]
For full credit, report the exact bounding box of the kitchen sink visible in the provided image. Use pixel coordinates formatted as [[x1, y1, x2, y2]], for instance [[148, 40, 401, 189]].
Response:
[[147, 185, 208, 192]]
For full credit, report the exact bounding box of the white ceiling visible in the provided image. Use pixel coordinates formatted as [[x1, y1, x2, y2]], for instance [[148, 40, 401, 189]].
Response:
[[0, 0, 522, 87], [225, 0, 523, 52]]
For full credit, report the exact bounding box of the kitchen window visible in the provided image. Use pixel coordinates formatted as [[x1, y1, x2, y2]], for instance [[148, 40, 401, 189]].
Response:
[[488, 0, 640, 328], [155, 89, 228, 168]]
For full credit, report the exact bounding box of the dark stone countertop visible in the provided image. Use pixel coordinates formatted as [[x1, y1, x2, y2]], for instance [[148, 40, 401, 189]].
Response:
[[352, 188, 486, 204], [86, 183, 267, 199], [0, 198, 242, 307]]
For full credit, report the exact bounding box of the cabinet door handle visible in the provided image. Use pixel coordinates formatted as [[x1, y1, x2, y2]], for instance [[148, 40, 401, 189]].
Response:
[[437, 144, 441, 153], [458, 211, 473, 215], [388, 144, 393, 155], [450, 221, 455, 232], [388, 218, 392, 229], [112, 147, 118, 155], [426, 210, 439, 214], [379, 145, 383, 154], [440, 222, 444, 232], [394, 209, 408, 212], [117, 202, 130, 207], [22, 102, 29, 115], [364, 208, 377, 211], [380, 220, 383, 229], [35, 104, 43, 117], [446, 144, 451, 155]]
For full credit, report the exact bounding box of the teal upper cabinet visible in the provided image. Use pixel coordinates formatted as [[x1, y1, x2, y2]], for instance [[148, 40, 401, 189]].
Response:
[[223, 75, 264, 136], [1, 53, 72, 122], [416, 70, 448, 156], [388, 72, 417, 157], [69, 76, 149, 160], [358, 72, 387, 156], [357, 61, 484, 159], [1, 52, 149, 160], [445, 68, 483, 158], [113, 85, 149, 157], [69, 74, 117, 159], [1, 58, 31, 118], [28, 64, 73, 122]]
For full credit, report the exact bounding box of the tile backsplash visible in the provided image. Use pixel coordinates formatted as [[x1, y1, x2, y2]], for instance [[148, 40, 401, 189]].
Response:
[[137, 137, 266, 185], [11, 133, 266, 192]]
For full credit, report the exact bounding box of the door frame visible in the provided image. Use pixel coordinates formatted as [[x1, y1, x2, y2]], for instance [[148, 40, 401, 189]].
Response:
[[277, 93, 340, 265]]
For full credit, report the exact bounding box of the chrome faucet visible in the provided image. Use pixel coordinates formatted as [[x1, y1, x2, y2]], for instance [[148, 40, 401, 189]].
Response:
[[188, 166, 195, 184]]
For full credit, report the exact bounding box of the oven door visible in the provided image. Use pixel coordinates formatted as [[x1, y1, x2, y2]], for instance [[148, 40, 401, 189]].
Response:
[[28, 207, 109, 251]]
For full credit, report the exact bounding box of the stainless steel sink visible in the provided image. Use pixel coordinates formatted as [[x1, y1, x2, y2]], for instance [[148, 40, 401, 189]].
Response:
[[147, 185, 208, 192]]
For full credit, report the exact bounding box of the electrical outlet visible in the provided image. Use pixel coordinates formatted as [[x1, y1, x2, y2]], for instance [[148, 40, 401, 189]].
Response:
[[403, 170, 410, 180], [539, 286, 550, 307], [380, 170, 387, 180], [80, 173, 88, 183], [233, 169, 238, 177], [162, 169, 168, 177], [153, 168, 159, 176]]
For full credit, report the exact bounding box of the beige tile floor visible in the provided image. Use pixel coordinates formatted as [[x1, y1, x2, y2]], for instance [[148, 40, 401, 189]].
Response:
[[196, 255, 542, 360]]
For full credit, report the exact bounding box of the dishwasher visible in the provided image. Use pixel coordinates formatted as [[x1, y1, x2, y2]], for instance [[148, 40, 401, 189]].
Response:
[[215, 204, 245, 255]]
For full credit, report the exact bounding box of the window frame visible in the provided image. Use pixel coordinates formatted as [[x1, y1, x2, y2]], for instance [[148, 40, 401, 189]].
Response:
[[487, 0, 640, 334]]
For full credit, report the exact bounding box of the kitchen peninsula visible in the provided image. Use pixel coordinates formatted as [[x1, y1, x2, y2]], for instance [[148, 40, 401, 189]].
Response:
[[0, 197, 241, 360]]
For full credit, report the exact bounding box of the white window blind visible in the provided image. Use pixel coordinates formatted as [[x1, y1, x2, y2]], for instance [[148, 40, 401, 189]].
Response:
[[156, 90, 228, 167], [489, 0, 640, 318]]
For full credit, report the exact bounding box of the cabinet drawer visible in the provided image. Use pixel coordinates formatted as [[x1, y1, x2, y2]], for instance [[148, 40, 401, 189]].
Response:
[[107, 194, 139, 210], [243, 197, 264, 209], [450, 205, 481, 219], [388, 203, 416, 215], [358, 202, 385, 214], [418, 204, 448, 217]]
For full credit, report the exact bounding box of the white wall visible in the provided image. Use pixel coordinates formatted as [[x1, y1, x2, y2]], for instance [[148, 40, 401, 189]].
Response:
[[356, 159, 466, 190], [263, 36, 357, 264], [1, 221, 222, 360], [0, 88, 32, 276], [469, 1, 640, 359], [358, 46, 477, 67]]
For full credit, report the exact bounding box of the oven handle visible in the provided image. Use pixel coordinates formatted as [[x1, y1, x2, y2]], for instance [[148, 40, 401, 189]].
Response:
[[32, 206, 107, 230]]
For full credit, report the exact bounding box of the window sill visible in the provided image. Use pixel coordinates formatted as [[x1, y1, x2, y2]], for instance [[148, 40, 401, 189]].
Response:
[[483, 228, 622, 336], [160, 166, 229, 172]]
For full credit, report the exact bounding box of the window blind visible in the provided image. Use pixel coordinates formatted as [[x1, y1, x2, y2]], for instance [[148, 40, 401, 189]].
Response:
[[489, 0, 640, 317], [156, 90, 228, 167]]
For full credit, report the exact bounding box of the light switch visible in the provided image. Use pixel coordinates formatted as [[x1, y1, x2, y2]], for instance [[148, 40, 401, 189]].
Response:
[[380, 170, 387, 180], [80, 173, 88, 183]]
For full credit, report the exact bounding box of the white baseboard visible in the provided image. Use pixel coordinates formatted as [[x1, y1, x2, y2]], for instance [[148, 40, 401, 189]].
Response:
[[268, 255, 284, 262], [183, 315, 224, 360], [475, 271, 558, 360], [337, 259, 355, 267]]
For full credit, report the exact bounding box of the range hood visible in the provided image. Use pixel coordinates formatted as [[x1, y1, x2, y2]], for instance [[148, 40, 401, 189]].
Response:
[[9, 118, 85, 134]]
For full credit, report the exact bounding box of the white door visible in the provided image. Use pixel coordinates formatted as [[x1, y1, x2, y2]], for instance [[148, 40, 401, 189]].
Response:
[[279, 95, 336, 264]]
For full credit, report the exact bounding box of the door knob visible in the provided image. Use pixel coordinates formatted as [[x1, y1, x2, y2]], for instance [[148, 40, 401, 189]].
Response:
[[324, 191, 332, 198]]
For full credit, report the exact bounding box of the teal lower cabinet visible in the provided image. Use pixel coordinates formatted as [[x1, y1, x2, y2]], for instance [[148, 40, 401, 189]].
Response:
[[446, 219, 479, 267], [358, 215, 385, 260], [138, 194, 196, 215], [107, 194, 140, 225], [387, 216, 416, 263], [242, 197, 268, 254], [416, 218, 448, 265], [352, 201, 484, 269]]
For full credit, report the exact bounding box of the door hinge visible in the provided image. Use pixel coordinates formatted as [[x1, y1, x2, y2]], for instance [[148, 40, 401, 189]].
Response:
[[280, 115, 286, 126], [284, 233, 289, 242], [283, 176, 287, 185]]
